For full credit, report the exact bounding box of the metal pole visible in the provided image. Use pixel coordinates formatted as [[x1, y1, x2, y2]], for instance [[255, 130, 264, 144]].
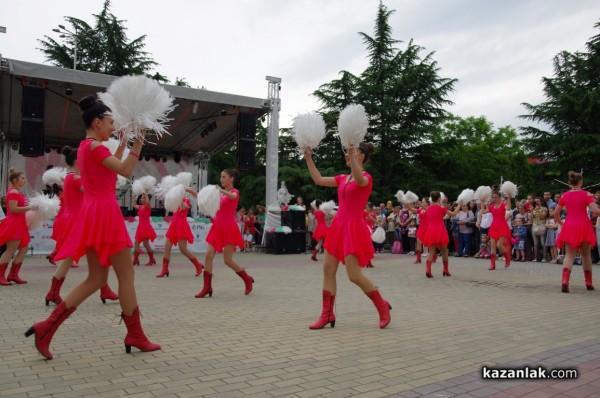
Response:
[[73, 34, 77, 70]]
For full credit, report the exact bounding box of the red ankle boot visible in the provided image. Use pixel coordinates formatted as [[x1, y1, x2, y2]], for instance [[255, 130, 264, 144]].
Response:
[[190, 257, 203, 276], [311, 248, 318, 261], [145, 251, 156, 266], [133, 251, 140, 266], [584, 270, 594, 291], [489, 254, 496, 270], [237, 269, 254, 295], [195, 271, 213, 298], [562, 267, 571, 293], [367, 289, 392, 329], [47, 251, 57, 265], [121, 306, 161, 353], [45, 276, 65, 306], [504, 251, 512, 268], [425, 260, 433, 278], [156, 258, 169, 277], [414, 250, 421, 264], [24, 301, 77, 359], [100, 284, 119, 303], [7, 262, 27, 284], [0, 263, 13, 286], [443, 260, 451, 277], [309, 290, 336, 329]]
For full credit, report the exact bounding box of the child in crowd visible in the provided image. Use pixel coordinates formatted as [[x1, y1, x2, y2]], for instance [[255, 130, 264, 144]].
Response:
[[545, 206, 559, 263], [512, 218, 528, 261], [407, 219, 417, 255], [477, 233, 491, 259]]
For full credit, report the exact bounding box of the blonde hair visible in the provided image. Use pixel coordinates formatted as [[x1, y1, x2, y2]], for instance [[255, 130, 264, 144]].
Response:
[[8, 167, 23, 185]]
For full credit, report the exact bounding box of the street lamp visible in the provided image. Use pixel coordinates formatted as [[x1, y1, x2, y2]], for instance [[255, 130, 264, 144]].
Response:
[[52, 25, 96, 70]]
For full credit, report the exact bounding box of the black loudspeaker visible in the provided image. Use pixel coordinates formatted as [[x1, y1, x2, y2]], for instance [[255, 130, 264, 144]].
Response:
[[266, 231, 306, 254], [281, 211, 306, 231], [237, 113, 256, 169], [20, 86, 46, 157]]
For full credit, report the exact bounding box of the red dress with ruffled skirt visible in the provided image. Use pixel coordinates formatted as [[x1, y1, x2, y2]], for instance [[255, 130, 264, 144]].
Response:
[[135, 204, 157, 243], [55, 140, 132, 266], [488, 202, 511, 242], [165, 197, 194, 245], [53, 173, 83, 252], [51, 194, 66, 242], [312, 210, 329, 241], [421, 205, 448, 248], [206, 188, 244, 252], [416, 208, 429, 241], [0, 189, 30, 248], [324, 173, 374, 267], [556, 190, 596, 249]]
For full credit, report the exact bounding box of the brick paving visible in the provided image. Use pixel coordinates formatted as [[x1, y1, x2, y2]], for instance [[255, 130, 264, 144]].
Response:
[[0, 251, 598, 397]]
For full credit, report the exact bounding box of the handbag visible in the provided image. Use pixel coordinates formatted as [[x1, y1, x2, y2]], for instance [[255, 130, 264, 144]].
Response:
[[532, 223, 547, 236], [371, 226, 386, 243], [392, 240, 403, 254]]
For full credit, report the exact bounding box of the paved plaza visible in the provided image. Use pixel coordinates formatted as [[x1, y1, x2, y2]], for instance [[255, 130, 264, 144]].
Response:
[[1, 250, 599, 398]]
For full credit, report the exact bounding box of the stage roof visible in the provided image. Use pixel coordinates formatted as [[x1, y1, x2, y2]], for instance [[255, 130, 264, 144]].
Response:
[[0, 58, 269, 159]]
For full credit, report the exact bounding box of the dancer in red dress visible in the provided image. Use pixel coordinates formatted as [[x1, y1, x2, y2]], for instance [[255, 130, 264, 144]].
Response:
[[193, 169, 253, 298], [25, 96, 159, 359], [133, 193, 157, 266], [555, 171, 600, 292], [304, 143, 391, 329], [156, 194, 203, 277], [481, 191, 513, 270], [43, 146, 119, 306], [310, 200, 329, 261], [413, 198, 430, 264], [0, 168, 33, 285], [47, 184, 64, 265], [421, 192, 460, 278]]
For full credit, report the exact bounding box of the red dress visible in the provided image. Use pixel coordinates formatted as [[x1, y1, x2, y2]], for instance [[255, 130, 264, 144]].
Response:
[[165, 197, 194, 245], [421, 205, 448, 247], [51, 194, 66, 242], [0, 188, 30, 248], [416, 208, 429, 241], [312, 210, 329, 241], [206, 188, 244, 252], [53, 173, 83, 252], [324, 173, 374, 267], [556, 190, 596, 249], [488, 202, 511, 242], [244, 215, 257, 234], [55, 140, 132, 266], [135, 204, 157, 243]]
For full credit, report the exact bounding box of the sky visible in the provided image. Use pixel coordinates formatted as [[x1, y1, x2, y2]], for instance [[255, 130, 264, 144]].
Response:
[[1, 0, 599, 131]]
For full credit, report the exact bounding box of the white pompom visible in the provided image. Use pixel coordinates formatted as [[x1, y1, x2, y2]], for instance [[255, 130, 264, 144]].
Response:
[[28, 193, 60, 221], [98, 75, 176, 143], [440, 192, 446, 203], [116, 175, 128, 189], [474, 186, 492, 203], [319, 200, 336, 215], [102, 138, 121, 155], [292, 113, 326, 150], [404, 191, 419, 204], [310, 200, 317, 210], [371, 226, 386, 243], [500, 181, 518, 198], [198, 185, 221, 217], [164, 185, 185, 213], [156, 175, 178, 199], [140, 176, 157, 194], [132, 179, 145, 196], [42, 168, 68, 187], [176, 172, 193, 187], [26, 211, 43, 230], [337, 104, 368, 148], [395, 190, 405, 203], [457, 188, 475, 205]]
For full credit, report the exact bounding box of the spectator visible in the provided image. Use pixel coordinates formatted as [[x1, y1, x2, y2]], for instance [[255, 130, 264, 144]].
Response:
[[455, 203, 475, 257]]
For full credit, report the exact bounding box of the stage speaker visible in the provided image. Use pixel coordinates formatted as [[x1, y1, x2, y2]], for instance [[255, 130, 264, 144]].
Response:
[[22, 85, 45, 119], [19, 86, 46, 157], [237, 113, 256, 169], [281, 210, 306, 231], [238, 112, 256, 139], [266, 231, 305, 254]]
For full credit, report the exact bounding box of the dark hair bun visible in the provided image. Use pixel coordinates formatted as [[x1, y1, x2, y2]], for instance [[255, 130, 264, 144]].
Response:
[[364, 142, 375, 154], [61, 146, 73, 156], [78, 95, 97, 112]]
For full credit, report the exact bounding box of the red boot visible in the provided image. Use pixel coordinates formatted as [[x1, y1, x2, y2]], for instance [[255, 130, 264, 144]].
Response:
[[194, 271, 213, 298], [156, 258, 169, 277], [311, 248, 318, 261], [309, 290, 336, 329], [425, 260, 433, 278], [367, 289, 392, 329], [432, 253, 438, 263], [133, 251, 140, 266], [45, 276, 65, 306], [504, 250, 512, 268], [145, 251, 156, 266], [121, 306, 161, 354], [237, 269, 254, 295], [489, 254, 496, 270], [24, 301, 77, 359], [443, 260, 451, 277], [7, 262, 27, 284], [0, 263, 13, 286], [190, 257, 203, 276], [100, 284, 119, 303], [414, 250, 421, 264], [562, 267, 571, 293], [584, 270, 594, 291], [47, 251, 57, 265]]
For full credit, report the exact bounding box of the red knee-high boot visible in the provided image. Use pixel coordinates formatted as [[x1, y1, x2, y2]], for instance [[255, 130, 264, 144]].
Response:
[[562, 267, 571, 293], [24, 301, 77, 359], [7, 262, 27, 284], [237, 269, 254, 295], [45, 276, 65, 306], [100, 284, 119, 303], [309, 290, 336, 329], [122, 306, 161, 353], [425, 260, 433, 278], [584, 270, 594, 291], [489, 254, 496, 270], [145, 251, 156, 266], [190, 257, 203, 276], [443, 260, 451, 277], [0, 263, 13, 286], [156, 258, 169, 277], [367, 289, 392, 329], [414, 250, 421, 264], [195, 271, 213, 298], [133, 251, 140, 266], [311, 248, 318, 261], [504, 245, 512, 268]]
